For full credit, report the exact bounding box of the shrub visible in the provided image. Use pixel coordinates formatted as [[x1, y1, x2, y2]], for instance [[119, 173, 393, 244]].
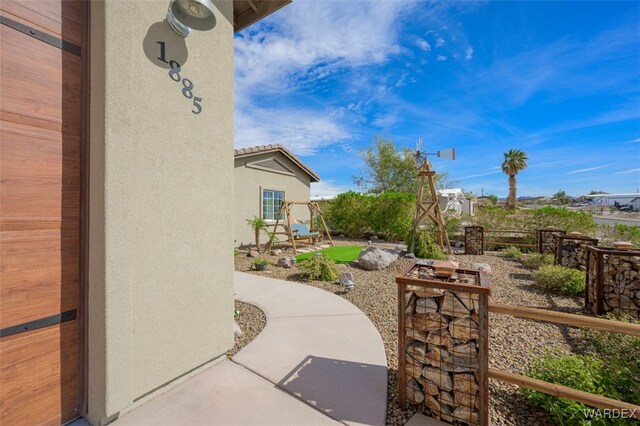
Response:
[[525, 317, 640, 425], [597, 224, 640, 247], [368, 192, 415, 241], [502, 246, 523, 259], [521, 253, 554, 269], [531, 265, 585, 296], [523, 352, 609, 425], [299, 253, 340, 281], [474, 206, 596, 235], [324, 191, 373, 238], [583, 315, 640, 403], [406, 228, 447, 260]]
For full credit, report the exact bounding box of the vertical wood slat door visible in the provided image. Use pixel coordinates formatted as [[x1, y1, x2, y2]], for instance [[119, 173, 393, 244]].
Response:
[[0, 1, 85, 424]]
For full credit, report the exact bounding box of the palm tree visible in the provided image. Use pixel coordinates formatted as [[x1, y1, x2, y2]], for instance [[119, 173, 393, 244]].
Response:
[[246, 216, 268, 254], [501, 149, 528, 209]]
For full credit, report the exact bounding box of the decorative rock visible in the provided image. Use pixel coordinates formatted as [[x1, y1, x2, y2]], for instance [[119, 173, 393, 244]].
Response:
[[406, 329, 429, 343], [248, 250, 259, 258], [439, 391, 455, 407], [451, 342, 478, 358], [233, 321, 242, 337], [409, 285, 445, 298], [472, 263, 492, 274], [406, 342, 427, 359], [416, 297, 438, 313], [407, 378, 425, 404], [449, 317, 479, 342], [277, 257, 292, 268], [424, 348, 445, 368], [453, 374, 479, 408], [426, 329, 455, 350], [407, 313, 448, 331], [339, 271, 355, 288], [440, 292, 471, 318], [357, 246, 399, 270], [421, 366, 453, 391], [419, 378, 440, 396], [452, 406, 479, 424], [405, 252, 416, 259], [270, 249, 283, 256]]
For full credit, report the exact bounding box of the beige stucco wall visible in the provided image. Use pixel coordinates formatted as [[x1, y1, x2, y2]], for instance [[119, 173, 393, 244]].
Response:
[[234, 152, 313, 247], [88, 1, 234, 423]]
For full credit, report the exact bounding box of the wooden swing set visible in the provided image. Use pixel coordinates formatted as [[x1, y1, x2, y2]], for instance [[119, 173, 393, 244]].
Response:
[[269, 201, 334, 252]]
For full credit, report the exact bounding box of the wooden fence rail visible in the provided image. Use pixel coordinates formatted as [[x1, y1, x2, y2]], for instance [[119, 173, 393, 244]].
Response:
[[489, 303, 640, 336], [488, 369, 640, 418], [489, 303, 640, 420]]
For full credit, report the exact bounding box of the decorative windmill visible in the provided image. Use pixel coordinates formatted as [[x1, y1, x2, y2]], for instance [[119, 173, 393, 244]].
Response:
[[409, 139, 455, 255]]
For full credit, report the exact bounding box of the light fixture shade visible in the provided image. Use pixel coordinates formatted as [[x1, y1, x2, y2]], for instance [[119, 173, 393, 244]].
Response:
[[167, 0, 216, 37]]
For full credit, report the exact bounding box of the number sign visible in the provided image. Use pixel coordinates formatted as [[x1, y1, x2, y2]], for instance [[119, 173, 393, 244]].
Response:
[[157, 41, 202, 114]]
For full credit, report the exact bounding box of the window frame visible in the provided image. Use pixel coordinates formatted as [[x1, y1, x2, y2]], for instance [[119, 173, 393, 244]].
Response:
[[261, 187, 286, 222]]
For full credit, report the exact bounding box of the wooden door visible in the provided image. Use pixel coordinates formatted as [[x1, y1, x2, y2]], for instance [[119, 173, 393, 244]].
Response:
[[0, 1, 86, 424]]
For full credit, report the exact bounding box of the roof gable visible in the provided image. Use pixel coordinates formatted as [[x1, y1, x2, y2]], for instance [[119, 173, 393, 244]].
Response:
[[234, 144, 320, 182]]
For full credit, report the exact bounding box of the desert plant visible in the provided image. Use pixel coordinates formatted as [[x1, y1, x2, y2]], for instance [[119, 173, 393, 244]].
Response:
[[523, 352, 609, 425], [521, 253, 554, 269], [501, 149, 528, 209], [502, 246, 523, 259], [407, 228, 447, 260], [299, 253, 340, 281], [368, 192, 416, 241], [252, 258, 269, 270], [246, 216, 268, 254], [531, 265, 586, 296], [473, 206, 596, 236]]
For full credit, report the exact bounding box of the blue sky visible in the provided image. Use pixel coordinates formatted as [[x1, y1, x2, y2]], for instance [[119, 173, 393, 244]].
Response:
[[234, 1, 640, 198]]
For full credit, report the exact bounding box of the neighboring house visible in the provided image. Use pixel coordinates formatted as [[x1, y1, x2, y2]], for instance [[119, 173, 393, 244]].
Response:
[[0, 1, 289, 425], [583, 193, 639, 206], [234, 144, 320, 247], [630, 197, 640, 212], [438, 189, 475, 216]]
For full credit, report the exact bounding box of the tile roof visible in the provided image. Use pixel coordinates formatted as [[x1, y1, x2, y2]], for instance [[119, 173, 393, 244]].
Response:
[[234, 144, 320, 182]]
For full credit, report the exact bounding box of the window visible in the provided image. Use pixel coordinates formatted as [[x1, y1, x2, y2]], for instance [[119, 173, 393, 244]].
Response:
[[262, 189, 285, 220]]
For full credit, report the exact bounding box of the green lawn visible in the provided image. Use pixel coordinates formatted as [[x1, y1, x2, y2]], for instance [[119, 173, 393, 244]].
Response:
[[295, 246, 364, 264]]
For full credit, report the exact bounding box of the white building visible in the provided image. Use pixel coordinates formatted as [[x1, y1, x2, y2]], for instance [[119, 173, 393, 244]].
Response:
[[438, 189, 475, 216], [583, 193, 640, 206]]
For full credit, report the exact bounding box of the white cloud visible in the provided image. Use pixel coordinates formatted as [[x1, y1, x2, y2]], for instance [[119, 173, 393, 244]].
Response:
[[437, 55, 448, 61], [614, 168, 640, 174], [310, 180, 351, 198], [234, 0, 411, 99], [566, 165, 609, 175], [465, 47, 474, 60], [435, 36, 446, 47], [235, 106, 351, 156], [416, 38, 431, 52]]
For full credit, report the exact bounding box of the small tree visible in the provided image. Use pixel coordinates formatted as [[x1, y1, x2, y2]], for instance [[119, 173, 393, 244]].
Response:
[[552, 189, 570, 205], [501, 149, 528, 209], [246, 216, 267, 254]]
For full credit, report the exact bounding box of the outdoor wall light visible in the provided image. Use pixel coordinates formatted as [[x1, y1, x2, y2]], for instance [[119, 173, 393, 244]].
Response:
[[167, 0, 216, 37]]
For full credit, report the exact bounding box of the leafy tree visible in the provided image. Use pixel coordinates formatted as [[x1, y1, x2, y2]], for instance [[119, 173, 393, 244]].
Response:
[[501, 149, 528, 209], [354, 135, 449, 194], [353, 136, 419, 193], [246, 216, 267, 254], [552, 189, 570, 205]]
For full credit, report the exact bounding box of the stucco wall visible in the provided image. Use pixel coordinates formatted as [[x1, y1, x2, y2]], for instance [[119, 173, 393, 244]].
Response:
[[234, 151, 312, 247], [88, 1, 234, 423]]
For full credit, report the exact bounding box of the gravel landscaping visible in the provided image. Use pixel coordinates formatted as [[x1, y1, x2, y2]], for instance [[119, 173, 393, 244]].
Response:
[[234, 238, 589, 425], [227, 301, 266, 358]]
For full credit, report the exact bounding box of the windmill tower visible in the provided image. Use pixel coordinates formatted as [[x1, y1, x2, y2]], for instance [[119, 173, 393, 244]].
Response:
[[409, 140, 454, 255]]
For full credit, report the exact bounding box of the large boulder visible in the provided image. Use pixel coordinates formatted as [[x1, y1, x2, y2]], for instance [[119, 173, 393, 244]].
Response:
[[357, 246, 399, 270], [277, 257, 292, 268]]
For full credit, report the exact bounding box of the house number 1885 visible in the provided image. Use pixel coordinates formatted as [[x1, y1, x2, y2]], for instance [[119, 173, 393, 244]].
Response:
[[157, 41, 202, 114]]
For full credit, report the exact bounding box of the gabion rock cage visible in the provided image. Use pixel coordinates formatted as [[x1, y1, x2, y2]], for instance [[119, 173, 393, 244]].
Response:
[[586, 245, 640, 318], [396, 261, 491, 425], [555, 233, 598, 271], [464, 226, 484, 255], [537, 227, 566, 255]]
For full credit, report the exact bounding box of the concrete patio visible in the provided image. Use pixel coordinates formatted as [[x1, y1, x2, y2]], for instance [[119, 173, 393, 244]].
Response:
[[112, 272, 388, 425]]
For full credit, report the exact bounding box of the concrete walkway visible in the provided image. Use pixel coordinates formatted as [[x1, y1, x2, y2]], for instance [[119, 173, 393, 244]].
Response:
[[114, 272, 388, 425]]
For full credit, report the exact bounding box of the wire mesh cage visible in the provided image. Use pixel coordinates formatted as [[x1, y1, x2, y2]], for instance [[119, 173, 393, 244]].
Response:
[[555, 233, 598, 270], [537, 227, 566, 254], [586, 244, 640, 318], [396, 261, 491, 425], [464, 226, 484, 255]]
